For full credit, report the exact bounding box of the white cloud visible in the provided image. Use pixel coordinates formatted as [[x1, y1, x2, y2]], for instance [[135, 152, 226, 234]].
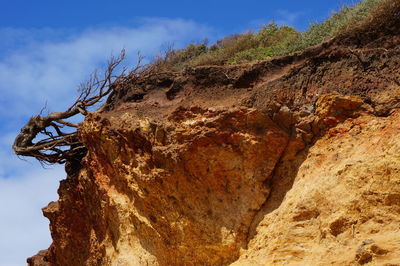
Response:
[[0, 18, 212, 265], [0, 166, 64, 266], [275, 9, 303, 28], [0, 18, 212, 118]]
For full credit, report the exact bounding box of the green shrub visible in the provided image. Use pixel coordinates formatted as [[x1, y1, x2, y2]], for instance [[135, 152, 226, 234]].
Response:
[[150, 0, 386, 70], [229, 43, 291, 64], [151, 42, 208, 71], [189, 32, 258, 66], [227, 23, 300, 64], [255, 22, 300, 47], [284, 0, 383, 53]]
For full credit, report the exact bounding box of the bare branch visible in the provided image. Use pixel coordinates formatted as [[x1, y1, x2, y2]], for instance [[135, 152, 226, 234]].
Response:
[[56, 120, 79, 128], [13, 50, 129, 164]]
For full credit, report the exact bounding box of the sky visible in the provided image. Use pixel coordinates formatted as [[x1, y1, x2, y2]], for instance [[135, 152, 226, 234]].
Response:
[[0, 0, 361, 265]]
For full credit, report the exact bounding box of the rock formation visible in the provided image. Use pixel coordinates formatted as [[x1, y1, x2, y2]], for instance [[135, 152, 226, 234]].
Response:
[[28, 3, 400, 265]]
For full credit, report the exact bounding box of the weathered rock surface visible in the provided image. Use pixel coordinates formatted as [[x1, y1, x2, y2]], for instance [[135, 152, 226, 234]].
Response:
[[77, 107, 289, 265], [234, 109, 400, 266], [29, 4, 400, 265]]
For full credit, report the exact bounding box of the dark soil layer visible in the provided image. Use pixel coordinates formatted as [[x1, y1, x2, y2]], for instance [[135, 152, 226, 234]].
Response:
[[107, 6, 400, 120]]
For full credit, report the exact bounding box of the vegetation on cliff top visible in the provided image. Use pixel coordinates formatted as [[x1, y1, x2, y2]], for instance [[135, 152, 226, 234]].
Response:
[[152, 0, 387, 71]]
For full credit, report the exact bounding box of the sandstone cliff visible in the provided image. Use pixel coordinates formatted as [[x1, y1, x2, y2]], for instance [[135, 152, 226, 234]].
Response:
[[28, 2, 400, 265]]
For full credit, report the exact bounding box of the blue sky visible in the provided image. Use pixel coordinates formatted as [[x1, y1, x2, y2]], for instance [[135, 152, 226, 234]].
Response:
[[1, 0, 358, 31], [0, 0, 361, 265]]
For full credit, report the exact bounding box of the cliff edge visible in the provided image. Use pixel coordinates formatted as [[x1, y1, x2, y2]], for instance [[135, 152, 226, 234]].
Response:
[[28, 2, 400, 265]]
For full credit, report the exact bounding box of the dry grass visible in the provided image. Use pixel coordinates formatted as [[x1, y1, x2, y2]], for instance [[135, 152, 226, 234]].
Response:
[[150, 0, 398, 71]]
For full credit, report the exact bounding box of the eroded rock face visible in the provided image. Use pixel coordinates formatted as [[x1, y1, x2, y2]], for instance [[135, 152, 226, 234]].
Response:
[[81, 108, 291, 265], [45, 107, 292, 265], [233, 110, 400, 266], [30, 10, 400, 265], [27, 250, 50, 266], [37, 92, 400, 265]]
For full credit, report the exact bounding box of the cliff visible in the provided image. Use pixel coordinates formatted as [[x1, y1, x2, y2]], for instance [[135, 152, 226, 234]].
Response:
[[28, 2, 400, 265]]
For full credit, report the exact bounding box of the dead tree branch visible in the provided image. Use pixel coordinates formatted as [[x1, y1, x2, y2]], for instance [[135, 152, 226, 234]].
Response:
[[13, 50, 130, 164]]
